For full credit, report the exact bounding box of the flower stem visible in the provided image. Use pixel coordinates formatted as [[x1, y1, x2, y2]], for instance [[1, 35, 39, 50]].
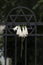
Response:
[[21, 38, 24, 58]]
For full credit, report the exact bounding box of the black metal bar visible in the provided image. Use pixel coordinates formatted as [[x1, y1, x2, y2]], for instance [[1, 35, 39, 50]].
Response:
[[10, 14, 32, 16], [25, 38, 27, 65], [4, 25, 7, 65], [15, 35, 17, 65], [5, 36, 7, 65], [0, 22, 43, 26], [0, 23, 41, 26], [0, 34, 43, 36], [35, 23, 37, 65]]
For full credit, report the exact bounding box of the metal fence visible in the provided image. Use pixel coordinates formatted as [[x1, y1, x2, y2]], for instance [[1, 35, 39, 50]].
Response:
[[0, 6, 43, 65]]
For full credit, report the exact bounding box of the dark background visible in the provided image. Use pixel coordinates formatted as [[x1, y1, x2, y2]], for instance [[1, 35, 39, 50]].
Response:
[[0, 0, 43, 65]]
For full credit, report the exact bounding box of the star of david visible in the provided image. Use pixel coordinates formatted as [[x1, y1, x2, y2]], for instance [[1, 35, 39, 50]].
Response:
[[8, 8, 35, 34]]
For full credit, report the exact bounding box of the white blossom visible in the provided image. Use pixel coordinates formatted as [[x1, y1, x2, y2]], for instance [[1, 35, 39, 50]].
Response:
[[13, 25, 28, 38], [0, 25, 5, 34], [16, 26, 21, 35], [22, 26, 28, 37], [0, 56, 5, 65], [0, 49, 10, 65], [0, 49, 5, 65], [13, 26, 18, 31]]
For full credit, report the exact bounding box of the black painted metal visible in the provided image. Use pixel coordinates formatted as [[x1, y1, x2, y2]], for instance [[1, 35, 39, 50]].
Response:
[[15, 36, 17, 65], [0, 6, 43, 65], [25, 38, 27, 65]]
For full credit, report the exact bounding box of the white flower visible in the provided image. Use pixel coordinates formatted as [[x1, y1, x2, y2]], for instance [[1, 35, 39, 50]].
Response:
[[22, 26, 28, 37], [16, 26, 21, 35], [0, 49, 10, 65], [0, 49, 5, 65], [0, 25, 5, 33], [13, 25, 28, 38], [0, 56, 5, 65], [12, 26, 18, 31]]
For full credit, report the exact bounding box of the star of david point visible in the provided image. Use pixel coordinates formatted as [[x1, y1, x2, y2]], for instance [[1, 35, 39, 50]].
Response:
[[9, 9, 22, 22]]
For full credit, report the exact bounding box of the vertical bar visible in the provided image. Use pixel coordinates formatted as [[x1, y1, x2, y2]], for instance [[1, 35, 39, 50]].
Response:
[[5, 25, 7, 65], [4, 33, 6, 65], [25, 38, 27, 65], [15, 35, 17, 65], [35, 24, 37, 65], [35, 36, 37, 65]]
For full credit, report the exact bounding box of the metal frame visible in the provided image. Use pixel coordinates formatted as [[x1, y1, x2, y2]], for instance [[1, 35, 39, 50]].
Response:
[[0, 6, 43, 65]]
